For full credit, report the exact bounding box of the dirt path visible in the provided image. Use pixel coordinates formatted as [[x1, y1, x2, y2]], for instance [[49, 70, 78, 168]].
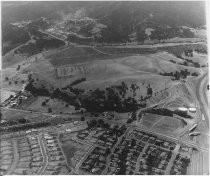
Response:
[[5, 139, 19, 175]]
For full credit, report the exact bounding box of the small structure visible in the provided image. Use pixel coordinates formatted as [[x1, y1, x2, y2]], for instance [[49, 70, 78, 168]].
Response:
[[188, 107, 196, 113], [178, 107, 188, 112]]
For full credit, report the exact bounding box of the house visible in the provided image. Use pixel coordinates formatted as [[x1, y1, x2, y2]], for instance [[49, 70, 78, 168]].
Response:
[[47, 147, 58, 151], [143, 164, 148, 169], [109, 166, 117, 172], [106, 142, 113, 146], [26, 130, 32, 134], [31, 144, 39, 149], [32, 148, 40, 153], [47, 143, 56, 147], [43, 136, 53, 140], [91, 167, 100, 174], [181, 147, 189, 152], [32, 156, 43, 162], [158, 164, 164, 169], [82, 164, 91, 170], [85, 159, 94, 164], [46, 139, 55, 143], [65, 129, 72, 132], [32, 152, 42, 157], [31, 162, 42, 167], [125, 170, 130, 175], [89, 154, 97, 159], [99, 156, 106, 162]]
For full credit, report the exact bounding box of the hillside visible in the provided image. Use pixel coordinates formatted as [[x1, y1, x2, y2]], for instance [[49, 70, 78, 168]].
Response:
[[2, 1, 206, 45]]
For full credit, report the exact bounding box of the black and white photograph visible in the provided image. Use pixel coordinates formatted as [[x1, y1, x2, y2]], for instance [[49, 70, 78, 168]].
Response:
[[0, 1, 209, 175]]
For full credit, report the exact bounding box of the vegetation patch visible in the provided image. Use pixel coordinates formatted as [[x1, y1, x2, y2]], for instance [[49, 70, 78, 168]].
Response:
[[61, 144, 77, 167]]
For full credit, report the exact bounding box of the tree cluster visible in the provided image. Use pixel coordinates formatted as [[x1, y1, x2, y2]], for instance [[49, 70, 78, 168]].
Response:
[[150, 27, 195, 43], [80, 82, 146, 113], [70, 77, 86, 86], [25, 78, 148, 113], [160, 69, 191, 80], [144, 108, 193, 119]]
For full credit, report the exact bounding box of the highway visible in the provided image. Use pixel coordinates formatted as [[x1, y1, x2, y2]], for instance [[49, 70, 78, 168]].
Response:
[[196, 72, 209, 129], [100, 41, 205, 49]]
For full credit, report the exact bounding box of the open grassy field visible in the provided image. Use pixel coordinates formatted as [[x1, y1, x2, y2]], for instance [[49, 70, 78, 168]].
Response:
[[22, 96, 75, 114], [2, 52, 27, 68], [152, 116, 186, 136], [18, 47, 202, 103], [1, 69, 27, 92], [139, 113, 186, 136], [0, 107, 51, 122], [182, 51, 208, 66], [46, 46, 109, 66], [61, 144, 77, 167]]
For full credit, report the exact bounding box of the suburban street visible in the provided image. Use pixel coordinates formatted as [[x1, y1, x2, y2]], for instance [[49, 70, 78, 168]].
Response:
[[37, 135, 48, 175], [196, 72, 209, 128]]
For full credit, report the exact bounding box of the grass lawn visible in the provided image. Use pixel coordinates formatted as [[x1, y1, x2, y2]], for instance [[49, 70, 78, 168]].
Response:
[[61, 144, 77, 167]]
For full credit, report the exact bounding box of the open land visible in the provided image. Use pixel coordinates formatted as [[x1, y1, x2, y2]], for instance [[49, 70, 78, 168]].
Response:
[[1, 3, 209, 175]]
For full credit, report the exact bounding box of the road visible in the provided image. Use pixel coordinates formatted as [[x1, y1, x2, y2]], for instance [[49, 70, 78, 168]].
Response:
[[73, 144, 95, 174], [5, 139, 19, 175], [196, 72, 209, 129], [100, 41, 205, 49], [133, 125, 208, 152], [3, 31, 33, 58], [38, 30, 69, 45], [37, 135, 48, 174]]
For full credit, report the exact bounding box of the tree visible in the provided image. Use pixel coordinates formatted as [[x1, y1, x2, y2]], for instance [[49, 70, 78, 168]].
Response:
[[105, 148, 111, 156], [136, 28, 147, 44], [48, 108, 52, 113], [150, 28, 164, 42], [41, 101, 46, 106], [182, 28, 195, 38], [81, 116, 85, 121], [131, 138, 136, 147], [17, 65, 20, 71], [127, 118, 133, 124], [147, 87, 153, 96], [98, 119, 104, 127], [87, 119, 97, 129], [191, 72, 198, 76], [18, 118, 27, 124], [5, 77, 9, 81]]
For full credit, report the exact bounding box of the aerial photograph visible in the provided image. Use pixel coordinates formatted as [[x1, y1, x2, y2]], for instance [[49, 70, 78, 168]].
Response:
[[0, 1, 209, 175]]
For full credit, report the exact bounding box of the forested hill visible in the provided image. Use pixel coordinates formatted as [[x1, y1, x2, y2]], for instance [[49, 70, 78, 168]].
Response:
[[2, 1, 206, 44], [2, 1, 206, 26]]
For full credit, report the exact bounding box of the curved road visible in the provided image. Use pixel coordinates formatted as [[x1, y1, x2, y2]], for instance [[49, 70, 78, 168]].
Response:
[[196, 73, 209, 129], [37, 135, 48, 174]]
